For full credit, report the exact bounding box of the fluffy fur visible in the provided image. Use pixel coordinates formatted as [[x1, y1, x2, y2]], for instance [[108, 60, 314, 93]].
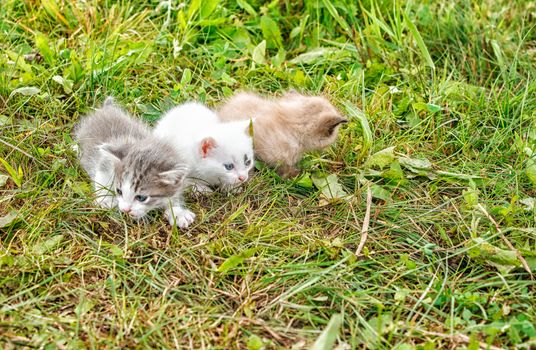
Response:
[[153, 102, 254, 192], [74, 98, 194, 228], [217, 91, 347, 178]]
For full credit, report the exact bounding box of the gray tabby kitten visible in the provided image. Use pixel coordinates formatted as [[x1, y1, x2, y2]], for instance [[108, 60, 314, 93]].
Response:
[[74, 98, 195, 228]]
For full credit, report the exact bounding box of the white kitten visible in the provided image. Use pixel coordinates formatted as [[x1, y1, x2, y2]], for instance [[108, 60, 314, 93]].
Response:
[[154, 102, 254, 193]]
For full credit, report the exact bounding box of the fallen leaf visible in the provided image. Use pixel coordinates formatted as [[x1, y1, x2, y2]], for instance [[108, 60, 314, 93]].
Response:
[[10, 86, 40, 97], [0, 211, 17, 228], [519, 198, 535, 211], [311, 314, 343, 350], [32, 234, 64, 255], [312, 173, 350, 200], [290, 47, 339, 65], [75, 294, 94, 316], [466, 238, 523, 274], [526, 159, 536, 186], [364, 146, 396, 170], [398, 156, 432, 172], [435, 170, 482, 181], [370, 184, 390, 201], [0, 174, 8, 188]]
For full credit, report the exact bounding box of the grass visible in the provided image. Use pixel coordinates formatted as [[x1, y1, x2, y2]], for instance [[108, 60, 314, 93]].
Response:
[[1, 0, 535, 348]]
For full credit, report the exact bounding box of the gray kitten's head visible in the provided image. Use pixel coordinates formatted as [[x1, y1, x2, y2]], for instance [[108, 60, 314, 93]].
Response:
[[99, 139, 187, 218]]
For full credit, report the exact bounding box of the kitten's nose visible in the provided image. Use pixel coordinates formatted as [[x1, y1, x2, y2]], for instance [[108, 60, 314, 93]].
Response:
[[121, 206, 131, 214], [238, 175, 246, 182]]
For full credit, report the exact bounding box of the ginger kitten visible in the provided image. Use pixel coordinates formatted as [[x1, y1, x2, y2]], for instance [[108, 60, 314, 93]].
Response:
[[74, 98, 194, 228], [217, 91, 347, 178]]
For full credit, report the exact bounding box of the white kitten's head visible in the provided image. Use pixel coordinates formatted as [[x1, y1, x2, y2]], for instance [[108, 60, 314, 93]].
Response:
[[100, 140, 187, 218], [193, 120, 254, 189]]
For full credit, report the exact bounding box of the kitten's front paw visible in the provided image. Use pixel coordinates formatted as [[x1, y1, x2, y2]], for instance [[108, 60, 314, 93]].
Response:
[[228, 185, 243, 194], [166, 207, 196, 228]]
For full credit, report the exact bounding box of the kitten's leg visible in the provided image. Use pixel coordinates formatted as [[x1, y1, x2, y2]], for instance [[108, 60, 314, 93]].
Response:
[[193, 183, 213, 194], [93, 169, 116, 209], [276, 164, 300, 179], [165, 195, 196, 229]]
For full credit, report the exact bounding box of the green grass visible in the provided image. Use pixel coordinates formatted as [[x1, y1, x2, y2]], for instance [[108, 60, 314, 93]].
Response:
[[1, 0, 535, 348]]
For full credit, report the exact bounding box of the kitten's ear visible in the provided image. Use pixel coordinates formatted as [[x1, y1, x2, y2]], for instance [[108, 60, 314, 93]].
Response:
[[322, 115, 348, 137], [103, 96, 116, 107], [99, 143, 128, 163], [200, 137, 217, 158], [159, 168, 186, 186]]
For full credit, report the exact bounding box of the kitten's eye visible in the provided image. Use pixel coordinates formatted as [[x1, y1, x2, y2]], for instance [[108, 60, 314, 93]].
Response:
[[134, 195, 148, 202], [224, 163, 234, 170], [116, 188, 122, 195], [245, 160, 251, 166]]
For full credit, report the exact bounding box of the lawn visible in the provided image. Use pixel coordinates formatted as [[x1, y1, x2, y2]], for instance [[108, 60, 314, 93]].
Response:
[[0, 0, 535, 349]]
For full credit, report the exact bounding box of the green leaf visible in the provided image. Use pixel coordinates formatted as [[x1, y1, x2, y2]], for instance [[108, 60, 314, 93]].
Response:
[[180, 68, 192, 86], [0, 158, 23, 187], [41, 0, 70, 27], [402, 11, 435, 69], [252, 40, 266, 65], [272, 48, 286, 68], [365, 146, 396, 169], [310, 314, 343, 350], [236, 0, 256, 16], [319, 0, 351, 34], [343, 103, 373, 159], [0, 211, 18, 229], [260, 15, 282, 49], [526, 159, 536, 186], [312, 173, 350, 200], [218, 247, 259, 274], [247, 334, 264, 350], [370, 184, 391, 201], [188, 0, 202, 18], [425, 103, 441, 113], [413, 102, 441, 113], [32, 234, 64, 255], [381, 161, 405, 182], [200, 0, 219, 18], [361, 314, 394, 347], [295, 172, 313, 188], [102, 242, 123, 257], [463, 188, 479, 207], [35, 32, 55, 64]]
